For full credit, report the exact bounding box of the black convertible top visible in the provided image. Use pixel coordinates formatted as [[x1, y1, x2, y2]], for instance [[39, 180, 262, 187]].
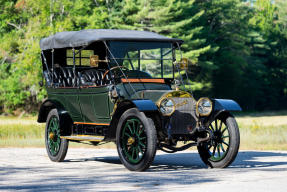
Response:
[[40, 29, 183, 50]]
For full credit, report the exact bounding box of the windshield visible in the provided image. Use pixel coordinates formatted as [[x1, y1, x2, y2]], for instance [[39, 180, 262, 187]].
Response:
[[108, 41, 174, 79]]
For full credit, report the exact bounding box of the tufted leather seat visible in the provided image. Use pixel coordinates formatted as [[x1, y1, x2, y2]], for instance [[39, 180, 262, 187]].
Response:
[[44, 67, 111, 87], [80, 69, 112, 86], [59, 67, 80, 87], [43, 70, 52, 86], [52, 67, 65, 87], [44, 67, 77, 87]]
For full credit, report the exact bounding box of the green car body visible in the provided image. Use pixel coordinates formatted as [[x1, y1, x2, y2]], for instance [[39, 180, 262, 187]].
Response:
[[38, 29, 242, 171]]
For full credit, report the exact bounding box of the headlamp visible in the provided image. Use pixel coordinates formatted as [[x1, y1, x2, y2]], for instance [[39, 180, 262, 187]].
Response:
[[196, 97, 212, 116], [159, 98, 175, 116]]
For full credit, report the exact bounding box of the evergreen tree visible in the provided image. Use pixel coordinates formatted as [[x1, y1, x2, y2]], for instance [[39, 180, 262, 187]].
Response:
[[193, 0, 269, 110], [1, 0, 287, 112], [109, 0, 211, 91], [253, 0, 287, 109]]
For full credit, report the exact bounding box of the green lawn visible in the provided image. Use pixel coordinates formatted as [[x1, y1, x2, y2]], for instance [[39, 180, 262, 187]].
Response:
[[0, 111, 286, 150]]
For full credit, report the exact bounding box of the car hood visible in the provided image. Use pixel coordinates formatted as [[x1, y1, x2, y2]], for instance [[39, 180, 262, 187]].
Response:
[[131, 90, 193, 105]]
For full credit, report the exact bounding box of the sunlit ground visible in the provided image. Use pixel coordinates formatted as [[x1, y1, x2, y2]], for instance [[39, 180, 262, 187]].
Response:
[[236, 112, 287, 150], [0, 111, 287, 150]]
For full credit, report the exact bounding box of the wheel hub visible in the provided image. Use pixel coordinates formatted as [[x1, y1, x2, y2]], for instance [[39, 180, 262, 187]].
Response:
[[206, 118, 232, 162], [49, 132, 55, 140], [121, 118, 148, 165], [213, 131, 223, 143], [127, 137, 135, 145]]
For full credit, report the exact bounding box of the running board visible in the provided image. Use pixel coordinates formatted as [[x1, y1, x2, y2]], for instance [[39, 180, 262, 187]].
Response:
[[60, 135, 104, 142]]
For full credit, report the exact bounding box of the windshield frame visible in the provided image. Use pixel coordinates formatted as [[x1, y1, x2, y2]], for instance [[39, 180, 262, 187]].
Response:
[[107, 40, 176, 80]]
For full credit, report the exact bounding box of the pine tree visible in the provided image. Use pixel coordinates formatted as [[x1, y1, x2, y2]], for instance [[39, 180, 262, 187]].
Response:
[[193, 0, 265, 109], [108, 0, 211, 91], [111, 0, 210, 62]]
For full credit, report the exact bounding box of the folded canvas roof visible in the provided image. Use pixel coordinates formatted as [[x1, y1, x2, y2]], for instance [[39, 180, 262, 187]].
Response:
[[40, 29, 183, 50]]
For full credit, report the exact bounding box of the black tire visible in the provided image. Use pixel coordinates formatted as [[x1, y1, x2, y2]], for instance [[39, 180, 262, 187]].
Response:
[[45, 109, 69, 162], [197, 114, 240, 168], [116, 108, 157, 171], [90, 141, 100, 146]]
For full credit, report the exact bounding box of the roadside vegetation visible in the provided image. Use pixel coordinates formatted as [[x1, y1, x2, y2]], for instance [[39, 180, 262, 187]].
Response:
[[1, 0, 287, 113], [1, 1, 286, 152], [0, 116, 115, 148], [1, 111, 286, 150], [236, 112, 287, 150]]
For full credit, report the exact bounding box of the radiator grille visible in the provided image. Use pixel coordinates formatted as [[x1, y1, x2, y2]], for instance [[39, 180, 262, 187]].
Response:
[[169, 97, 197, 135]]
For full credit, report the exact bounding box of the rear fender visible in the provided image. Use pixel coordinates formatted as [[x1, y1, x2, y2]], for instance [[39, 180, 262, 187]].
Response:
[[38, 99, 64, 123], [38, 99, 72, 135]]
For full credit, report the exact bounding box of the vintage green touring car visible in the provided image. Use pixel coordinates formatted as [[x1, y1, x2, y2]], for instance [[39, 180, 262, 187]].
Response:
[[38, 29, 241, 171]]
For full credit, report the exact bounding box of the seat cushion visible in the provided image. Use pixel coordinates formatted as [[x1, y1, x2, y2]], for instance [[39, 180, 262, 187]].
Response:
[[80, 69, 112, 86]]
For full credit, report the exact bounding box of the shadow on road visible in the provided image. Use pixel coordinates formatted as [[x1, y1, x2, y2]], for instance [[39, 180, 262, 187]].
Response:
[[231, 151, 287, 169], [0, 150, 286, 191], [65, 150, 287, 171]]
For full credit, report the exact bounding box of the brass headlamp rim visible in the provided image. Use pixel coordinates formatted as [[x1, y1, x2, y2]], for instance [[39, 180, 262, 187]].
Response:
[[196, 97, 213, 117], [159, 98, 176, 116], [156, 90, 193, 116]]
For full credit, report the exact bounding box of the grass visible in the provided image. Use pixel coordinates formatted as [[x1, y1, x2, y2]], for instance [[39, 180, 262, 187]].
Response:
[[0, 116, 116, 148], [236, 112, 287, 150], [0, 116, 44, 147], [0, 111, 287, 150]]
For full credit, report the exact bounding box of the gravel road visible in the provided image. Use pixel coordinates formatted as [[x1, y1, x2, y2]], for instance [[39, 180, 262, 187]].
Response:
[[0, 148, 287, 191]]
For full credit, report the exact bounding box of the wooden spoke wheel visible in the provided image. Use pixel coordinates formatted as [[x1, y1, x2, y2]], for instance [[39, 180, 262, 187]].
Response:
[[116, 108, 157, 171], [197, 114, 240, 168], [45, 109, 69, 162]]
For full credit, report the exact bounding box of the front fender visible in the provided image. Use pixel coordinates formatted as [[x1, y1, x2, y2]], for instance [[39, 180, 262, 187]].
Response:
[[107, 99, 158, 141], [131, 99, 158, 112], [213, 99, 242, 112]]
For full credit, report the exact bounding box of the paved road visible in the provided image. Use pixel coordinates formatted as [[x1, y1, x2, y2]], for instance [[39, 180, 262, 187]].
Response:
[[0, 148, 287, 191]]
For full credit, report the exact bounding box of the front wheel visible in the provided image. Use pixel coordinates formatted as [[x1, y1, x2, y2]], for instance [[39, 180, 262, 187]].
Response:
[[116, 108, 157, 171], [197, 114, 240, 168], [45, 109, 69, 162]]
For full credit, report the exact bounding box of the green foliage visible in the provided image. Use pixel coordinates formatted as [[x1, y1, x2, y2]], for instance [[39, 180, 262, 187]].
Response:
[[192, 0, 287, 110], [0, 0, 287, 113], [111, 0, 210, 61], [0, 0, 110, 112], [110, 0, 211, 90]]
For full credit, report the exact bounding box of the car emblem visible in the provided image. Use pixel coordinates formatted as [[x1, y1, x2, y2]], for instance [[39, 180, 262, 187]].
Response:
[[175, 100, 188, 108]]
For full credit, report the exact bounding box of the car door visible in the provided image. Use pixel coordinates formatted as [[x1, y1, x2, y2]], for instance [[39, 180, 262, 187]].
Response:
[[78, 86, 111, 124], [54, 87, 82, 122], [48, 66, 83, 122]]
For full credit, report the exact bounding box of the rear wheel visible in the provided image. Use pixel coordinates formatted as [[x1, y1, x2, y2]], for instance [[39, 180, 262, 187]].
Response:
[[116, 108, 157, 171], [90, 141, 100, 146], [197, 114, 240, 168], [45, 109, 69, 162]]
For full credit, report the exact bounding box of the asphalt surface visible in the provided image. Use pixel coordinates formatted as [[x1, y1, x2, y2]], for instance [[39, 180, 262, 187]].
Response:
[[0, 148, 287, 191]]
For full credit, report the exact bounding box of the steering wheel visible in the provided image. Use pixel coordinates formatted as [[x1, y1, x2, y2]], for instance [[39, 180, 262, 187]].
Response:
[[103, 66, 129, 80]]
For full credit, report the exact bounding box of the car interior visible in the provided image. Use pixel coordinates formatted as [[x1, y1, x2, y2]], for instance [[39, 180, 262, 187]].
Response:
[[42, 42, 113, 88]]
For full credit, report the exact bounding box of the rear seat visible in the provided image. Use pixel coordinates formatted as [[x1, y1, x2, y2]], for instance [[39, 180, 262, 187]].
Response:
[[44, 68, 112, 87], [59, 67, 80, 87]]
